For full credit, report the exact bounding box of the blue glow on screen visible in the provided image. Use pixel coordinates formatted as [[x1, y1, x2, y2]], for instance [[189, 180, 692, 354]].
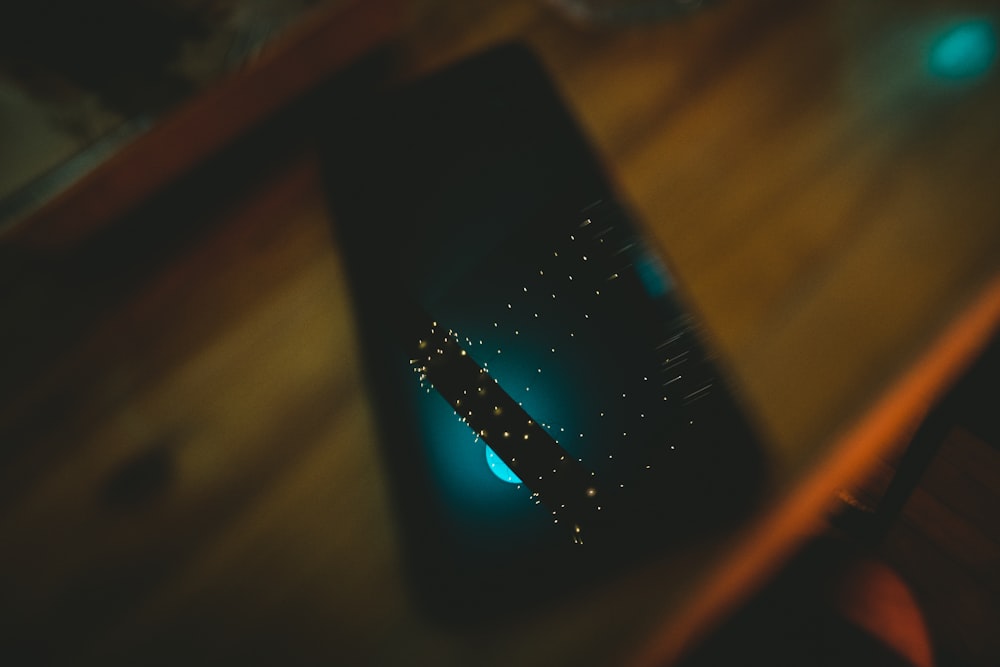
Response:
[[928, 20, 997, 81], [415, 384, 528, 519], [407, 207, 680, 535], [486, 446, 522, 483], [410, 318, 597, 526], [634, 244, 672, 300]]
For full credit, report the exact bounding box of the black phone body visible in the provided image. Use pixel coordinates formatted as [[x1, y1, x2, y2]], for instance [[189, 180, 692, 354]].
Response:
[[320, 43, 765, 625]]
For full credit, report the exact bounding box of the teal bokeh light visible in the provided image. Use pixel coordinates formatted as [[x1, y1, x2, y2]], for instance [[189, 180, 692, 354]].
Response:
[[928, 20, 997, 81]]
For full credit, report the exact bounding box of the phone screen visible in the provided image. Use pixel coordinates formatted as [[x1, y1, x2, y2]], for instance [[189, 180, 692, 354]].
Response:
[[320, 43, 765, 624]]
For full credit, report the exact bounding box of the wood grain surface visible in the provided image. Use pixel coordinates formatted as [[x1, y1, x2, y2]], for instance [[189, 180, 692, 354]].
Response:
[[2, 0, 999, 665]]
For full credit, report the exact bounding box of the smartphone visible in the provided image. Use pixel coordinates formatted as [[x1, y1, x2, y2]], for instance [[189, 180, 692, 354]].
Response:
[[319, 43, 765, 625]]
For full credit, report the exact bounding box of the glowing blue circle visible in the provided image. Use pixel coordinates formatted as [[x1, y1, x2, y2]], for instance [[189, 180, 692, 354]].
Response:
[[928, 20, 997, 81], [485, 446, 522, 484]]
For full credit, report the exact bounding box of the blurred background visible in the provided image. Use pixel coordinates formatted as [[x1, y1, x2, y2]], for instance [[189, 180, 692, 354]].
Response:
[[1, 0, 998, 665]]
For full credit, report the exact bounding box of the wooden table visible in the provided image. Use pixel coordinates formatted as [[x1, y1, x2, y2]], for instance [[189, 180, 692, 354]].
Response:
[[2, 0, 999, 664]]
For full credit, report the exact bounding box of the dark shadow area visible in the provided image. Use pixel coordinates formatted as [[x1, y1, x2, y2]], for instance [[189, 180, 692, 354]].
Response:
[[318, 42, 768, 628], [677, 533, 927, 667], [0, 1, 209, 116], [953, 331, 1000, 449], [100, 440, 175, 509]]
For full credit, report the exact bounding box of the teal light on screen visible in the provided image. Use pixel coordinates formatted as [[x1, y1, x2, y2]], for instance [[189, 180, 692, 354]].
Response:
[[415, 383, 525, 520], [486, 446, 522, 484], [634, 244, 672, 300], [928, 20, 997, 81]]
